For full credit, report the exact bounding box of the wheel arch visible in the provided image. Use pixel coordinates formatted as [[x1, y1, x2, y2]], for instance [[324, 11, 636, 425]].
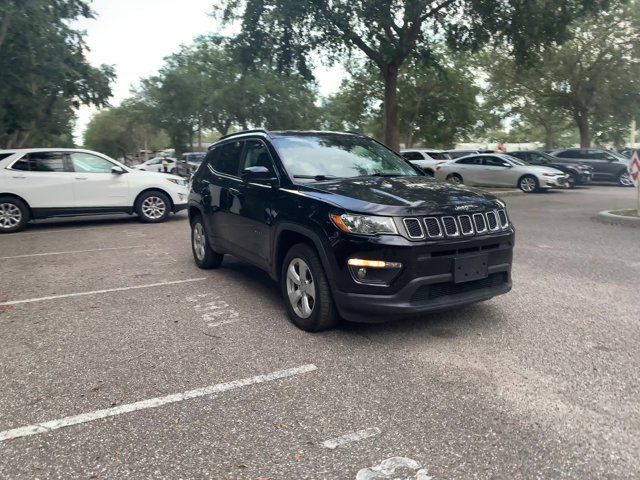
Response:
[[133, 188, 174, 211], [0, 192, 33, 218], [273, 223, 335, 285]]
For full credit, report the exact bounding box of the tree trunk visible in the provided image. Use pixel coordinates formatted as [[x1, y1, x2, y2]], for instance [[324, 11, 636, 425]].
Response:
[[574, 109, 591, 147], [382, 64, 400, 151], [0, 9, 13, 51], [405, 129, 414, 148]]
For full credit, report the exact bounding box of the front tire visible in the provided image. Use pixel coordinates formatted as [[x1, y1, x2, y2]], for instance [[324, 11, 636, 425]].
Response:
[[191, 215, 223, 269], [446, 173, 463, 184], [519, 175, 539, 193], [136, 191, 171, 223], [618, 171, 633, 187], [0, 196, 30, 233], [567, 173, 577, 188], [281, 243, 339, 332]]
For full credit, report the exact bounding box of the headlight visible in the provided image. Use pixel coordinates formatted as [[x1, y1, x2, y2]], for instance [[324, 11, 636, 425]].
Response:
[[331, 213, 398, 235], [167, 178, 187, 187], [542, 173, 559, 177]]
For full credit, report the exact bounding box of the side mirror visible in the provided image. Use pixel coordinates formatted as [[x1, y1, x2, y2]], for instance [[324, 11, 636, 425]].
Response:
[[241, 166, 277, 184], [112, 166, 126, 174]]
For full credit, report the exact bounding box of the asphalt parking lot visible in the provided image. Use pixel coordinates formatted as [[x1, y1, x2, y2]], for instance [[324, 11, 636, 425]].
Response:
[[1, 185, 639, 480]]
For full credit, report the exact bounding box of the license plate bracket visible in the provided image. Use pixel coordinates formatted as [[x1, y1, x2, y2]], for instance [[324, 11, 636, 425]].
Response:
[[453, 254, 489, 283]]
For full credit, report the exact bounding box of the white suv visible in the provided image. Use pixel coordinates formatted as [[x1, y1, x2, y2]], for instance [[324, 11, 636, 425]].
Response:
[[0, 148, 189, 233], [400, 149, 451, 176]]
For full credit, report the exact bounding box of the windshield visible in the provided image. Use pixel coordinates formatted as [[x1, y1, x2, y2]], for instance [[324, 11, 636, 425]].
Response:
[[272, 134, 419, 181]]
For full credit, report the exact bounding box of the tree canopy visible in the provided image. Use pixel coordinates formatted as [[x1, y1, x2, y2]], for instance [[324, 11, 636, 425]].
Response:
[[0, 0, 115, 148], [223, 0, 613, 150]]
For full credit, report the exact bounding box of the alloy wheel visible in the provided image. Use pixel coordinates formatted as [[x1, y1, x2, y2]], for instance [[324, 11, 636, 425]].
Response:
[[520, 177, 537, 192], [619, 172, 633, 187], [0, 203, 21, 230], [193, 223, 206, 261], [286, 258, 316, 319], [141, 196, 166, 219]]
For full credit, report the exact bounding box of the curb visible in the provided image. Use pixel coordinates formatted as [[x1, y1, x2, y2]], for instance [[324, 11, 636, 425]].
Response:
[[597, 210, 640, 226]]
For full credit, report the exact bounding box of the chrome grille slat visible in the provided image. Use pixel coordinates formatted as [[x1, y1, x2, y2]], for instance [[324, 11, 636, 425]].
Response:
[[424, 217, 443, 238], [403, 218, 424, 239], [485, 211, 500, 232], [473, 213, 487, 234], [497, 209, 509, 229], [458, 215, 474, 235], [441, 216, 460, 237]]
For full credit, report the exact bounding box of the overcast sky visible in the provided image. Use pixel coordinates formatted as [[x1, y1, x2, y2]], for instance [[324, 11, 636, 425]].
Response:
[[75, 0, 345, 142]]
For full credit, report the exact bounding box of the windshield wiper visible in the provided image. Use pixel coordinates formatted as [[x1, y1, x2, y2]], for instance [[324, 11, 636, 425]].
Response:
[[293, 175, 340, 181], [364, 172, 409, 178]]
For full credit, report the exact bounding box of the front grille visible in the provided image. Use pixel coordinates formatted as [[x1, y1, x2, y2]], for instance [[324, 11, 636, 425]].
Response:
[[401, 209, 511, 240], [403, 218, 424, 239], [410, 273, 508, 304]]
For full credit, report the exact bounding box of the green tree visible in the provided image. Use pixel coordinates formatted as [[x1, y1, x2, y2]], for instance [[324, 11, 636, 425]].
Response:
[[482, 1, 640, 147], [0, 0, 115, 148], [83, 102, 168, 159], [321, 54, 480, 148], [223, 0, 610, 150]]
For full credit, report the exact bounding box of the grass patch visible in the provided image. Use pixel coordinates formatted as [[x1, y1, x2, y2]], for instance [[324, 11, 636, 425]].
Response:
[[609, 209, 640, 218]]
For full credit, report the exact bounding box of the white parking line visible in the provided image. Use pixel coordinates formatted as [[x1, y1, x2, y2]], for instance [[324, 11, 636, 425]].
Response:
[[0, 278, 207, 306], [0, 364, 318, 442], [0, 245, 146, 260], [322, 427, 382, 449]]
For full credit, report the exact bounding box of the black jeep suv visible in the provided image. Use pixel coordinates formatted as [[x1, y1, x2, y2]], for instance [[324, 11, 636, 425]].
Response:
[[188, 131, 514, 331]]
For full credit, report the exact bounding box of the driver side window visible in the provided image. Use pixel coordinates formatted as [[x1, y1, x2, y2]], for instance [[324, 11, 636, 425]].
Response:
[[242, 139, 276, 176], [70, 153, 115, 173]]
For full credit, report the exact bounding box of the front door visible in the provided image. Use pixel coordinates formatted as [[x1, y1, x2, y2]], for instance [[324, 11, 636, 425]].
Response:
[[231, 139, 279, 267], [69, 152, 130, 208]]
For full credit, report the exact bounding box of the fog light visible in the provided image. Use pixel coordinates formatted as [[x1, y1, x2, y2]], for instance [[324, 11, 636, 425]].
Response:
[[347, 258, 402, 269], [357, 268, 367, 279]]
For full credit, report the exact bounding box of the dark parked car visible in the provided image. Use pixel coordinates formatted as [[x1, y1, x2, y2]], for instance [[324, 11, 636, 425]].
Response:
[[188, 130, 514, 332], [508, 150, 593, 187], [549, 148, 632, 186]]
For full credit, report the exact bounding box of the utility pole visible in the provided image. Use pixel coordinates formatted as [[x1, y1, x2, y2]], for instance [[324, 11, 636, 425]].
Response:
[[631, 118, 637, 148]]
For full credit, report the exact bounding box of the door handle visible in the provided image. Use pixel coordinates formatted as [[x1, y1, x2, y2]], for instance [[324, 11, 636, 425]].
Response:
[[12, 175, 27, 179], [229, 188, 243, 198], [75, 177, 88, 180]]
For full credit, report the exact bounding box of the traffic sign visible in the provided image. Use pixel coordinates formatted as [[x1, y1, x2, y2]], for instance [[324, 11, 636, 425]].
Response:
[[629, 150, 640, 187]]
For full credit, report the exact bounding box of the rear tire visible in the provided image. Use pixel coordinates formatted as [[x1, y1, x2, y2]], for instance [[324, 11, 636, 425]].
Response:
[[446, 173, 463, 184], [281, 243, 339, 332], [191, 215, 223, 269], [518, 175, 539, 193], [0, 196, 30, 234], [136, 191, 171, 223]]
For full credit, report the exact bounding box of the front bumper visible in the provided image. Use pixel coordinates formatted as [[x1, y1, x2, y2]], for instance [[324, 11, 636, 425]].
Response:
[[327, 230, 514, 323], [543, 175, 569, 188], [173, 203, 188, 213]]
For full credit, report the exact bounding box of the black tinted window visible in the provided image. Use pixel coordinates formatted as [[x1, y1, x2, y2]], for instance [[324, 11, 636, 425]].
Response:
[[430, 152, 450, 160], [456, 156, 481, 165], [402, 152, 423, 160], [13, 152, 66, 172], [557, 150, 579, 159], [214, 141, 243, 176], [0, 153, 13, 161], [484, 156, 509, 167]]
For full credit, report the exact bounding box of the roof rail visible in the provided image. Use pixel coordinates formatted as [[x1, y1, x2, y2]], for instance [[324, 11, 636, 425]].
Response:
[[344, 130, 364, 136], [216, 129, 271, 142]]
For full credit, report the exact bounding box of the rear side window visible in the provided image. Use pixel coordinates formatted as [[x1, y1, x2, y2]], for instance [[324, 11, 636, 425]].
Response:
[[12, 152, 67, 172], [429, 152, 450, 160], [557, 150, 579, 159], [0, 153, 13, 161], [402, 152, 424, 160], [456, 156, 481, 165], [213, 141, 243, 176]]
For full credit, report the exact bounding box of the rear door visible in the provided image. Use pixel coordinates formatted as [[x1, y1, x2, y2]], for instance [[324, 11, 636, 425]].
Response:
[[69, 152, 130, 208], [7, 151, 75, 209], [585, 149, 621, 180], [201, 140, 245, 251], [452, 156, 483, 185]]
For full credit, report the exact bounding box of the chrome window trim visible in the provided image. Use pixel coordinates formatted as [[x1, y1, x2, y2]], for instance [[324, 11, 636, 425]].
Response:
[[497, 209, 509, 229], [402, 218, 425, 240]]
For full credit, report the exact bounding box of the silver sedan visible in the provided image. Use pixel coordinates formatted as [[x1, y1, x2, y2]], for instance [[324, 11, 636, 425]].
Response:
[[434, 153, 569, 193]]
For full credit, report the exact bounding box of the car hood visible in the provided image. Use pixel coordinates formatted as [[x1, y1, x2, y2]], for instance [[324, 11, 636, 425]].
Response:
[[525, 165, 565, 175], [128, 169, 184, 183], [298, 176, 502, 216]]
